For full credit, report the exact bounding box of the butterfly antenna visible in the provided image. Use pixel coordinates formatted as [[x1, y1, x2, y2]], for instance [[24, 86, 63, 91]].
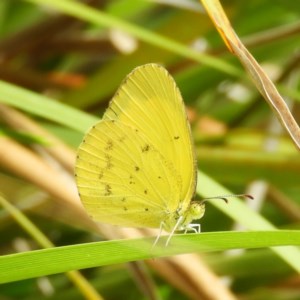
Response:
[[201, 194, 253, 204]]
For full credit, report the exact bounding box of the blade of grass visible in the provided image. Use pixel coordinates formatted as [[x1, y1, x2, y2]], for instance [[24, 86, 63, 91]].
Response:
[[197, 170, 300, 273], [0, 80, 97, 132], [0, 194, 103, 300], [25, 0, 241, 76], [1, 230, 299, 283], [201, 0, 300, 150]]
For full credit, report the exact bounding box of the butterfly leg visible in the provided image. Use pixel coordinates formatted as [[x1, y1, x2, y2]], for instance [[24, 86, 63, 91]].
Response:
[[151, 221, 165, 249], [185, 223, 201, 234], [190, 223, 201, 233], [165, 216, 183, 246]]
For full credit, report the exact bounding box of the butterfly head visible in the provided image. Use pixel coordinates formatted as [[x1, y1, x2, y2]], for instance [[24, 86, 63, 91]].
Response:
[[180, 201, 206, 230]]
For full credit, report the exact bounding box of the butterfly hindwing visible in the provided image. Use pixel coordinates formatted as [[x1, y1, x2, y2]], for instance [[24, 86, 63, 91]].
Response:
[[75, 120, 182, 228]]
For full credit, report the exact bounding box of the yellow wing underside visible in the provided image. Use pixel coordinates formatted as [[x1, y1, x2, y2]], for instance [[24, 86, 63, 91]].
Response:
[[104, 64, 197, 205], [75, 64, 196, 229], [76, 121, 181, 228]]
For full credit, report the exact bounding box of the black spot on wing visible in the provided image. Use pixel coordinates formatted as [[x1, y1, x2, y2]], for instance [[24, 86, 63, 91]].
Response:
[[104, 184, 112, 196], [141, 144, 150, 152], [118, 135, 126, 143], [104, 154, 113, 169], [105, 139, 113, 151], [99, 170, 104, 179]]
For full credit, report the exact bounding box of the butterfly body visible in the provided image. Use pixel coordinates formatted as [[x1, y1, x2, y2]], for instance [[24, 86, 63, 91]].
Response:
[[75, 64, 204, 235]]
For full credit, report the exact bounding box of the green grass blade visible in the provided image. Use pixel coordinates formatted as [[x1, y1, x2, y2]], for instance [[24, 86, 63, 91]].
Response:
[[197, 170, 300, 273], [0, 195, 105, 300], [1, 230, 299, 283], [25, 0, 241, 76], [0, 80, 97, 132]]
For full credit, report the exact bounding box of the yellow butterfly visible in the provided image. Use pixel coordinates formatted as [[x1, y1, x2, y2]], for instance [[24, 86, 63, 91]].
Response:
[[75, 64, 204, 245]]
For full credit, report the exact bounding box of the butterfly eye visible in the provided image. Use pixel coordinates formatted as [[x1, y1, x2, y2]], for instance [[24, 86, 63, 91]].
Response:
[[190, 202, 205, 218]]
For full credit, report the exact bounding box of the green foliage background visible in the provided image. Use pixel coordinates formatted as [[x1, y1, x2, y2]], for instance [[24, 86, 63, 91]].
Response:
[[0, 0, 300, 299]]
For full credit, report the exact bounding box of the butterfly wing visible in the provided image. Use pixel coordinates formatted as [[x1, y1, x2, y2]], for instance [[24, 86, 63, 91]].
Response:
[[75, 120, 181, 228], [103, 64, 197, 211], [75, 64, 196, 229]]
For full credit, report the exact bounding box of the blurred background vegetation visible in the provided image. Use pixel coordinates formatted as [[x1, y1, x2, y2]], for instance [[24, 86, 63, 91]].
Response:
[[0, 0, 300, 299]]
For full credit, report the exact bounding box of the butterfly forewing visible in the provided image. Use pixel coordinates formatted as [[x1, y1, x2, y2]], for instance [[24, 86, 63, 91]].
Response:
[[103, 64, 197, 209]]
